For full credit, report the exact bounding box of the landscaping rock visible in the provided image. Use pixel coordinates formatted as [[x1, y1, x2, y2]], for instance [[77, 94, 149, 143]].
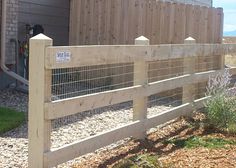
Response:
[[0, 89, 173, 167]]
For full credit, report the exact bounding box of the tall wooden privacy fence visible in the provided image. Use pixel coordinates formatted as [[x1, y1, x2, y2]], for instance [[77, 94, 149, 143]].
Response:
[[28, 34, 236, 168], [70, 0, 223, 45], [69, 0, 224, 94]]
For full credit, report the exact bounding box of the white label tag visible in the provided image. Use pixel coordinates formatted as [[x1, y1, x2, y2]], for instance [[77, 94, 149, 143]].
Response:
[[56, 51, 71, 63]]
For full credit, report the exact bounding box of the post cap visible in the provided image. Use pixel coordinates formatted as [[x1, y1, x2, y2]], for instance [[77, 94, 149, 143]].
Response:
[[30, 33, 52, 41], [135, 36, 150, 45], [184, 37, 196, 44]]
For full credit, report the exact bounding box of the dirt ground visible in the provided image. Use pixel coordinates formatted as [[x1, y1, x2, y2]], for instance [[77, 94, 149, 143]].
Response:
[[72, 112, 236, 168]]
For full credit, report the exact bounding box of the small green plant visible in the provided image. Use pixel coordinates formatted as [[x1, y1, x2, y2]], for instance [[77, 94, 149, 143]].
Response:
[[204, 69, 236, 133], [164, 136, 236, 149], [0, 107, 25, 134], [113, 153, 171, 168]]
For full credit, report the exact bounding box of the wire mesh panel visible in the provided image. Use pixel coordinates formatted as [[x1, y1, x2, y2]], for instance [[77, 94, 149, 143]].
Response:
[[195, 55, 222, 99], [148, 58, 186, 83], [51, 101, 133, 149], [50, 58, 186, 148], [147, 88, 183, 117], [51, 63, 138, 148], [50, 51, 224, 148], [52, 63, 134, 100], [147, 58, 186, 118]]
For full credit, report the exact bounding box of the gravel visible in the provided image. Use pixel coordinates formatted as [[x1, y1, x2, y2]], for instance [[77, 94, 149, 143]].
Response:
[[0, 88, 175, 168], [0, 89, 28, 112]]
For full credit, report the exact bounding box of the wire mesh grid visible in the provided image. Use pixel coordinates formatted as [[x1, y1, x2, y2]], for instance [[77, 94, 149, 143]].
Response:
[[50, 55, 223, 149], [147, 88, 183, 117], [51, 63, 134, 100], [51, 63, 136, 148], [195, 55, 220, 73], [225, 53, 236, 68], [148, 58, 187, 83], [51, 100, 133, 149], [225, 52, 236, 86]]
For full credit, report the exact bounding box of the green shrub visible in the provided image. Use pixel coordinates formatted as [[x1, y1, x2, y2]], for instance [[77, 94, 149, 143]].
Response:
[[204, 69, 236, 133]]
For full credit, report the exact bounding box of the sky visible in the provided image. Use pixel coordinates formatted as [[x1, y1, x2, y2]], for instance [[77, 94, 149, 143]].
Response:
[[213, 0, 236, 34]]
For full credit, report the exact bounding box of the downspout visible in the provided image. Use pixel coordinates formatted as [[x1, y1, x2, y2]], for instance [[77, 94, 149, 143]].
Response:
[[1, 0, 28, 85]]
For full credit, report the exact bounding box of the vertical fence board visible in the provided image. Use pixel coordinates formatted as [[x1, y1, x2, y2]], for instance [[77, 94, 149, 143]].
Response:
[[150, 0, 158, 44], [69, 0, 77, 45], [145, 0, 152, 40], [159, 2, 166, 44], [216, 8, 225, 69], [167, 2, 175, 44], [193, 5, 201, 43], [185, 4, 194, 39], [127, 0, 135, 44]]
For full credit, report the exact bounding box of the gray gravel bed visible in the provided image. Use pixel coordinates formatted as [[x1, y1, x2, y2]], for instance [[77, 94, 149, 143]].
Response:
[[0, 89, 28, 112], [0, 89, 175, 168]]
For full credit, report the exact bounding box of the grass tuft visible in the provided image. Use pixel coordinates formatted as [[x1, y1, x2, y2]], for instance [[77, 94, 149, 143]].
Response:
[[113, 154, 172, 168], [0, 107, 25, 135], [164, 136, 236, 149]]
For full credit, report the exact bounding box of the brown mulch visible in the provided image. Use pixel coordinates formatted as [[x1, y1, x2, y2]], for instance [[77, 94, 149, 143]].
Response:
[[73, 113, 236, 168]]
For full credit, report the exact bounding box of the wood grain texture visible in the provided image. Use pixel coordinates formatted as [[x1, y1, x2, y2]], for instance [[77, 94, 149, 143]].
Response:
[[69, 1, 221, 45], [28, 34, 53, 168], [45, 44, 236, 69]]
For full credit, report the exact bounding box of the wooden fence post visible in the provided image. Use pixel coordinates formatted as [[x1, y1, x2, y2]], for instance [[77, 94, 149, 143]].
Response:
[[133, 36, 149, 139], [182, 37, 196, 107], [28, 34, 53, 168]]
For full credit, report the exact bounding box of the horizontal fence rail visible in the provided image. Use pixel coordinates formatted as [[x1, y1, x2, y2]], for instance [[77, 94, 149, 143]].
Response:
[[46, 44, 236, 69], [28, 34, 236, 168]]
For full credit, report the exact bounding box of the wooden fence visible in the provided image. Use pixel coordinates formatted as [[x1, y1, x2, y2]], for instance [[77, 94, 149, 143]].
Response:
[[69, 0, 223, 45], [28, 34, 236, 168], [224, 37, 236, 67], [69, 0, 224, 94]]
